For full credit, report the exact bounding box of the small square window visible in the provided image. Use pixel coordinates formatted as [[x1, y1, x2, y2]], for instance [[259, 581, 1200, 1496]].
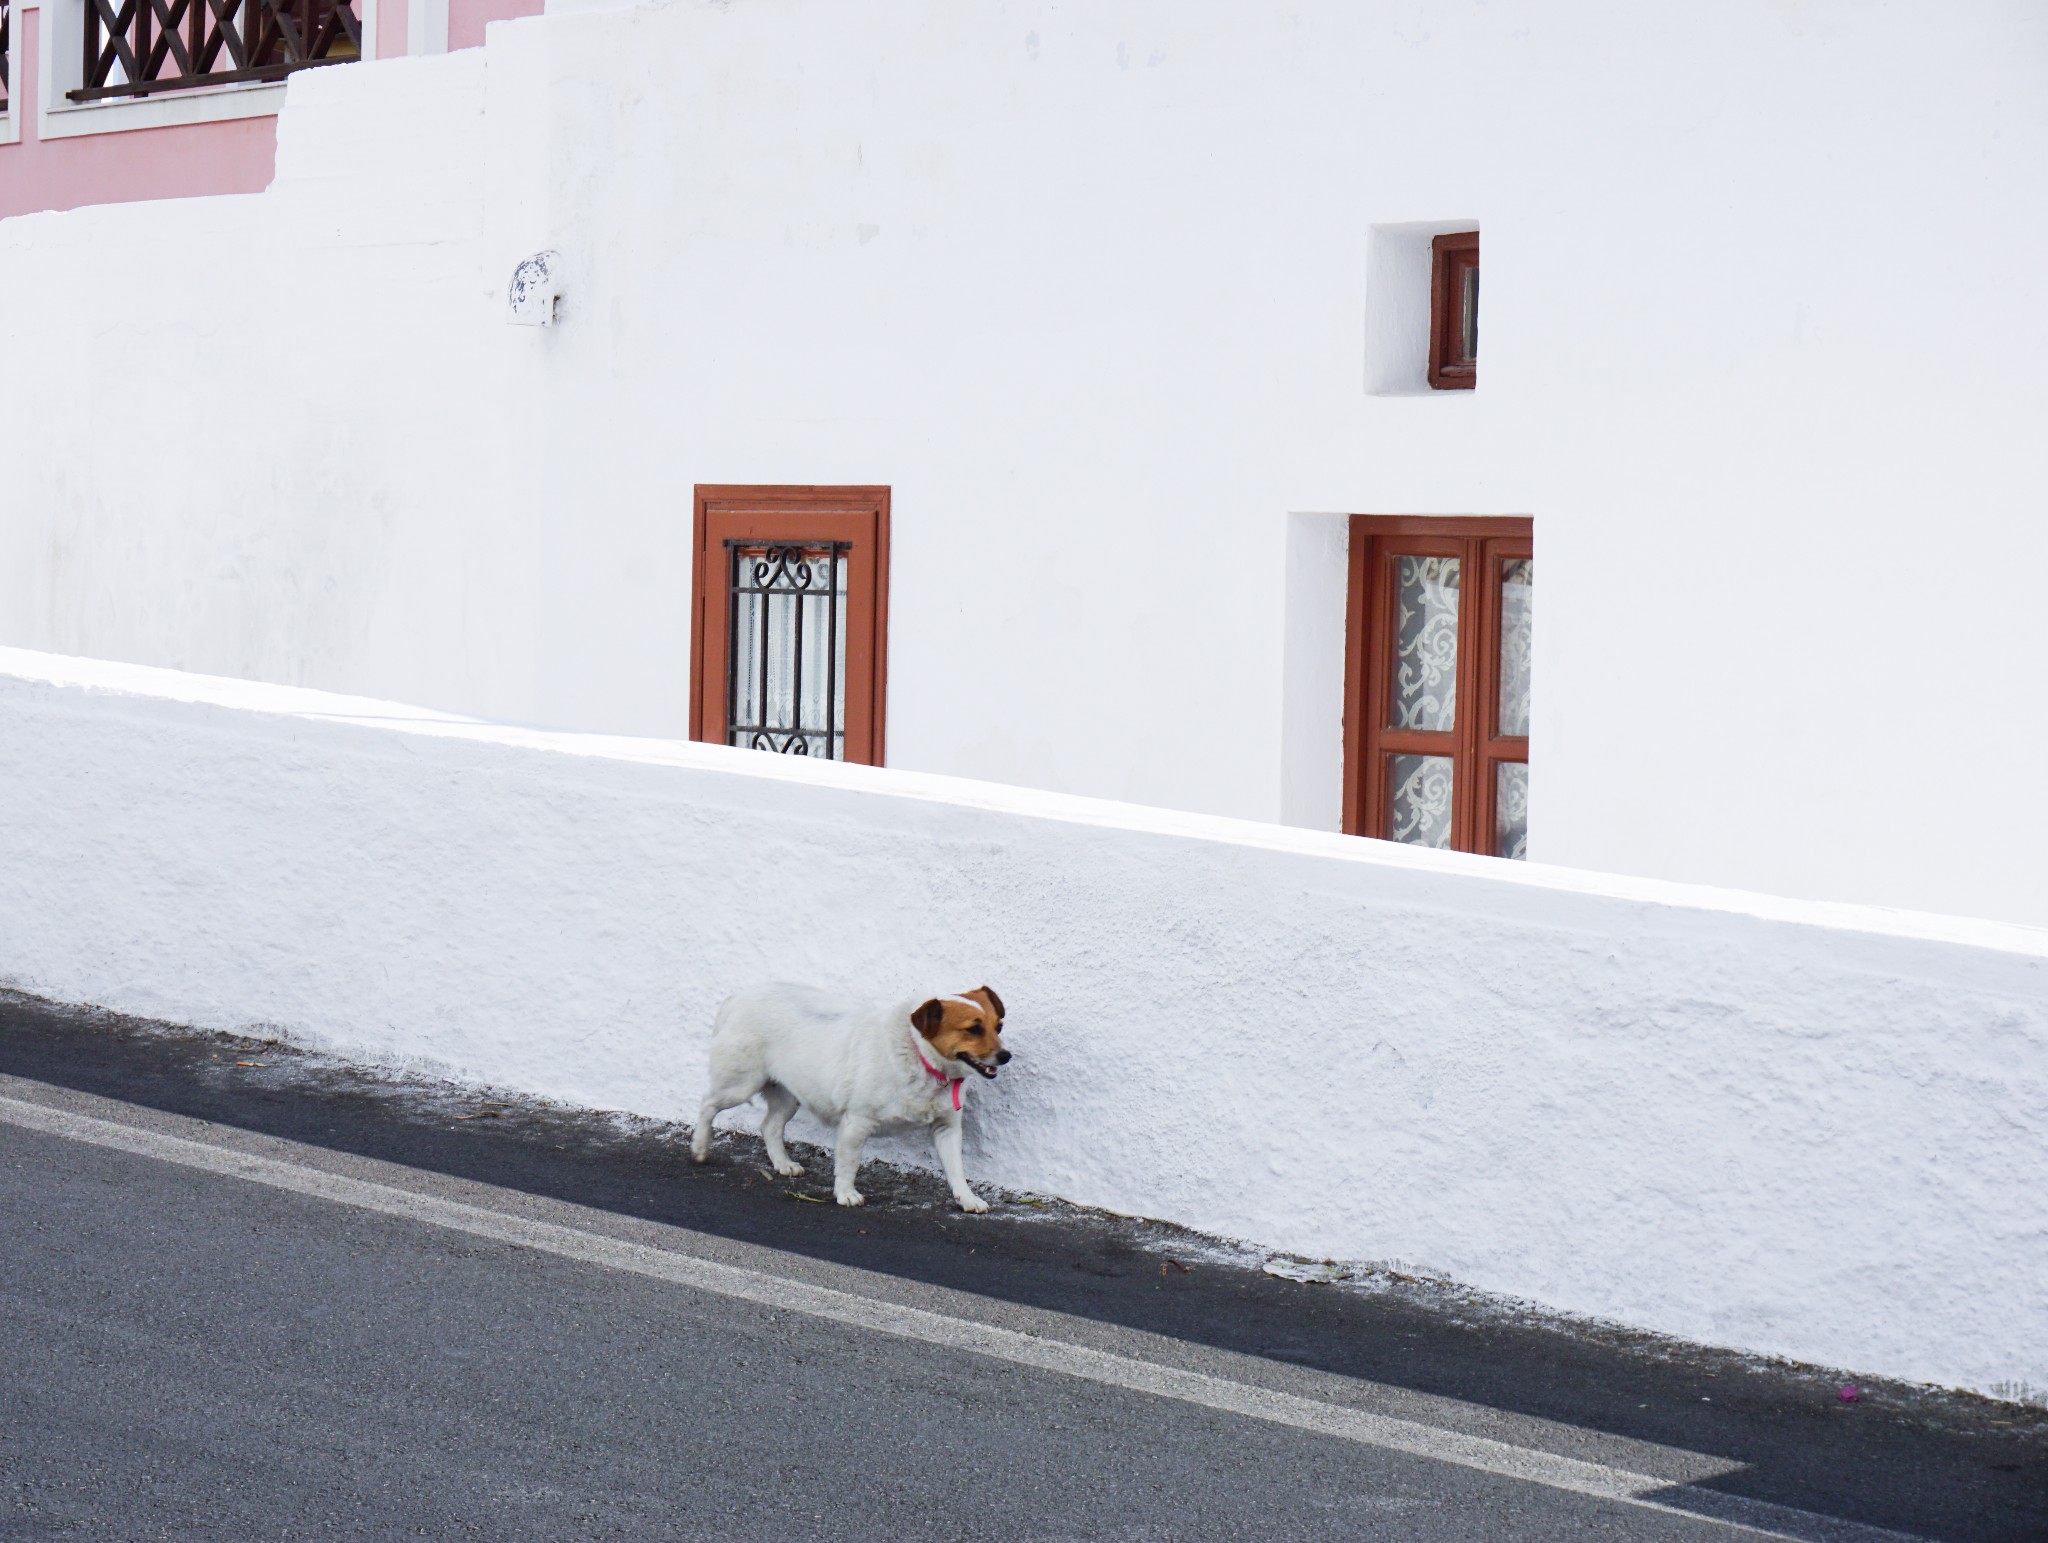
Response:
[[1428, 232, 1479, 390]]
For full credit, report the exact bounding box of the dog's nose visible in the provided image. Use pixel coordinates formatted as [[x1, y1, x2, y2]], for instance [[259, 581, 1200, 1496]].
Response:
[[996, 1049, 1013, 1064]]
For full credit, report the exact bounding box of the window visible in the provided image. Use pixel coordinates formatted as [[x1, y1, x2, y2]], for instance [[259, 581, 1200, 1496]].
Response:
[[70, 0, 361, 102], [1343, 516, 1531, 857], [690, 486, 890, 766], [1428, 231, 1478, 390]]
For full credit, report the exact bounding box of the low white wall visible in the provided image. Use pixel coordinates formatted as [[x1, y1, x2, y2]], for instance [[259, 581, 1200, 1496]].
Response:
[[3, 647, 2045, 1404]]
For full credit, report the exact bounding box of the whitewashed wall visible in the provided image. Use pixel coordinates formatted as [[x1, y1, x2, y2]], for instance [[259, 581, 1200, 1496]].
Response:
[[2, 649, 2044, 1403], [2, 2, 2047, 929]]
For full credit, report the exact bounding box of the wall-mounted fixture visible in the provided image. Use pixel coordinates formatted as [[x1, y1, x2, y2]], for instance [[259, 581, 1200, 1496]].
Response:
[[506, 251, 564, 326]]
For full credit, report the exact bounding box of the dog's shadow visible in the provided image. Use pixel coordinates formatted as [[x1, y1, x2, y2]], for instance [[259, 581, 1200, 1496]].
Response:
[[692, 1127, 1025, 1216]]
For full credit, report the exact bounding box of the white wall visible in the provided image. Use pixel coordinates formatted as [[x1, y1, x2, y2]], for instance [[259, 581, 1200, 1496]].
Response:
[[3, 647, 2045, 1403], [3, 2, 2047, 928]]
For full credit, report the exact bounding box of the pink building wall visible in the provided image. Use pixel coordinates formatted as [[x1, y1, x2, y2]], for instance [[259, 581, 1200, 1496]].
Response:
[[0, 0, 540, 221], [451, 0, 540, 53], [0, 10, 277, 220]]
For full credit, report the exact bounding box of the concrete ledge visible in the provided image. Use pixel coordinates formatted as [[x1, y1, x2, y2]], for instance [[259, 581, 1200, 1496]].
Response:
[[2, 646, 2044, 1402]]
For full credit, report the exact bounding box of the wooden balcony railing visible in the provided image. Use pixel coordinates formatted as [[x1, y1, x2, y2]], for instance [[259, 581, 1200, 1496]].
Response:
[[69, 0, 359, 102]]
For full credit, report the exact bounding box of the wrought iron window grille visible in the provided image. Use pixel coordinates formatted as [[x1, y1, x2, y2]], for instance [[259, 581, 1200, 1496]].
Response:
[[1, 1, 12, 105], [70, 0, 360, 103], [724, 541, 851, 760]]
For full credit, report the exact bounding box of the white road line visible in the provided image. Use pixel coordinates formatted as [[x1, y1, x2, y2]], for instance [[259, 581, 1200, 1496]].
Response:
[[0, 1091, 1922, 1543]]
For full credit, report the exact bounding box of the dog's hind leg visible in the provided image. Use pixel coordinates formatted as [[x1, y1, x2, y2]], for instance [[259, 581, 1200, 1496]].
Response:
[[759, 1082, 804, 1176], [832, 1115, 874, 1206], [691, 1069, 766, 1164]]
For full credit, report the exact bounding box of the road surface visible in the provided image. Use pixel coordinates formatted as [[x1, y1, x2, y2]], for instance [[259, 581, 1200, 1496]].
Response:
[[1, 997, 2040, 1540]]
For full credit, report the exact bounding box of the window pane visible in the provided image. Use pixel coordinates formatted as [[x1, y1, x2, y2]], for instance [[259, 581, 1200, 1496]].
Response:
[[730, 580, 761, 734], [1391, 555, 1459, 731], [1498, 557, 1533, 737], [728, 544, 848, 757], [764, 590, 796, 730], [1461, 265, 1479, 362], [798, 592, 829, 737], [833, 554, 848, 752], [1388, 754, 1454, 849], [1496, 761, 1528, 860]]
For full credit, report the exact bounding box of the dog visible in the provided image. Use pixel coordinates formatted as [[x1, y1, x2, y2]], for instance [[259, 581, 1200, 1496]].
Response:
[[690, 983, 1012, 1212]]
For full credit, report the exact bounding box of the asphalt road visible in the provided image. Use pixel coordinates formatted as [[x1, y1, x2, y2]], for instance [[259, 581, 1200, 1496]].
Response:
[[1, 997, 2041, 1541]]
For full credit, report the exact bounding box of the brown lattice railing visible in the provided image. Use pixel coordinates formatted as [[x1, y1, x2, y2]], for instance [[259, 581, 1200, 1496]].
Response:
[[70, 0, 359, 102]]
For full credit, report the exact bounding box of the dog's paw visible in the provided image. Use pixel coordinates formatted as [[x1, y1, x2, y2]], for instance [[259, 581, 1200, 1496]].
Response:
[[835, 1188, 866, 1207], [955, 1191, 990, 1214], [772, 1159, 805, 1177], [689, 1144, 710, 1165]]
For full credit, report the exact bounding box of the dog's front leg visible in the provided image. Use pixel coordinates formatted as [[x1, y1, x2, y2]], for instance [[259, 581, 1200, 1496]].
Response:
[[833, 1116, 873, 1206], [933, 1117, 989, 1213]]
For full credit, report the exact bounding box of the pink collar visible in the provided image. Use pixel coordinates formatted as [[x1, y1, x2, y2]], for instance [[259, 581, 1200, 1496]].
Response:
[[912, 1037, 965, 1112]]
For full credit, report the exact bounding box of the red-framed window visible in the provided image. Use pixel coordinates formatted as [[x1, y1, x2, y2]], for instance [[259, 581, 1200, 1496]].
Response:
[[1343, 516, 1531, 857], [1428, 231, 1479, 390], [690, 485, 890, 766]]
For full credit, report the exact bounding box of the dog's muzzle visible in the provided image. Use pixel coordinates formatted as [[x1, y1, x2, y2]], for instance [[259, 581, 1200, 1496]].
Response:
[[963, 1049, 1011, 1080]]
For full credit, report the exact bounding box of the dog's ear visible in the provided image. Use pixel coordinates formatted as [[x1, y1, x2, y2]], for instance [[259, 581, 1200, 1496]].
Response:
[[912, 999, 947, 1038], [977, 985, 1005, 1022]]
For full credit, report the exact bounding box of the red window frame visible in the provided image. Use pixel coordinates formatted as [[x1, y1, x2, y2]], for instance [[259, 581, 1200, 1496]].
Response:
[[1342, 515, 1531, 855], [689, 485, 891, 767], [1428, 231, 1479, 391]]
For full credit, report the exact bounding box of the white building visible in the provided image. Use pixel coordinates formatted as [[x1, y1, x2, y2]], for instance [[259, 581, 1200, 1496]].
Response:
[[3, 0, 2045, 928]]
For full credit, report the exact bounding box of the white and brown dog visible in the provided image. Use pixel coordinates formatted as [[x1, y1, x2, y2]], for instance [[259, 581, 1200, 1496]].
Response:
[[690, 983, 1012, 1212]]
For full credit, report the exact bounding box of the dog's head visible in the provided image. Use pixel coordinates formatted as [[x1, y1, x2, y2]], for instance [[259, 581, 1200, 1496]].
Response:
[[911, 986, 1011, 1080]]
